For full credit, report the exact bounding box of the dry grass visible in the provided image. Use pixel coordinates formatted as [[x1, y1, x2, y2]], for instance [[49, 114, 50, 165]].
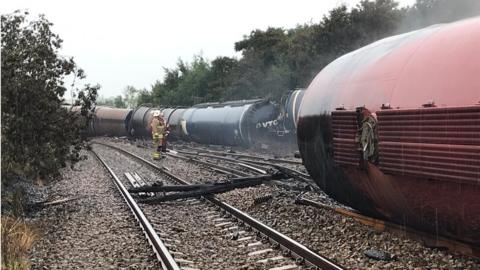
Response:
[[1, 216, 37, 270]]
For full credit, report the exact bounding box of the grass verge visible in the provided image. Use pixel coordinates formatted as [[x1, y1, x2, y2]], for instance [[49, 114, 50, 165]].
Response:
[[1, 216, 37, 270]]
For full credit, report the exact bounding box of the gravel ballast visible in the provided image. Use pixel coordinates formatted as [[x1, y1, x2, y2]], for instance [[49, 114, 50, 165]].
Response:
[[29, 151, 160, 269], [95, 138, 480, 270], [93, 143, 303, 269]]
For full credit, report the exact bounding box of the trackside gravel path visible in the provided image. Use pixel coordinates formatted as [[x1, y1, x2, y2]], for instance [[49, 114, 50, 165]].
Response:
[[29, 151, 160, 269]]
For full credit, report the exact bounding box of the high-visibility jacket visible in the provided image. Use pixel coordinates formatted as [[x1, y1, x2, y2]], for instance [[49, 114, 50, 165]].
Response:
[[150, 117, 165, 140]]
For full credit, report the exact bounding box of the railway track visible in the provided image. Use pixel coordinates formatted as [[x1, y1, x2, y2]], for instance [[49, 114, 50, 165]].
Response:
[[94, 138, 480, 268], [93, 142, 344, 270], [92, 150, 180, 270], [168, 144, 480, 258], [178, 145, 303, 165], [168, 148, 315, 187]]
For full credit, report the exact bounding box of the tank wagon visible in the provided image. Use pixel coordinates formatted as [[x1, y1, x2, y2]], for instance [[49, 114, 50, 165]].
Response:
[[126, 99, 279, 147], [161, 107, 188, 141], [128, 105, 157, 138], [280, 89, 305, 135], [182, 99, 278, 146], [297, 18, 480, 245], [78, 106, 132, 137]]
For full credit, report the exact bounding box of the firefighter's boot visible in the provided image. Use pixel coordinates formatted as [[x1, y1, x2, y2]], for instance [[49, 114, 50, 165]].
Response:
[[152, 151, 161, 160]]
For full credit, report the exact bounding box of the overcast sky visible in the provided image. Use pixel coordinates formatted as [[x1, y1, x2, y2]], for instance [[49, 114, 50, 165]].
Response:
[[2, 0, 415, 98]]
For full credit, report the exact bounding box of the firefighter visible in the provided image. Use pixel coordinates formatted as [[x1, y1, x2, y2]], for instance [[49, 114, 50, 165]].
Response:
[[149, 110, 166, 160]]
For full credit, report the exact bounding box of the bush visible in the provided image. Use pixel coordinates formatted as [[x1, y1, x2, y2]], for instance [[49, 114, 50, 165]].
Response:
[[1, 11, 98, 183]]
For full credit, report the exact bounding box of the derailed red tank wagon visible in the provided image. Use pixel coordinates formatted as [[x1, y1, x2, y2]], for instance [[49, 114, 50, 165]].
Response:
[[297, 18, 480, 246]]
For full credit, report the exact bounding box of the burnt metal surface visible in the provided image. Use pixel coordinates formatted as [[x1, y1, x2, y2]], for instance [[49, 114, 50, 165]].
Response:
[[298, 18, 480, 245]]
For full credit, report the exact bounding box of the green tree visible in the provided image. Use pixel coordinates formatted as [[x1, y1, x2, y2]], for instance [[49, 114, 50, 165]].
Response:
[[1, 11, 98, 182], [235, 27, 289, 67], [123, 85, 139, 108], [207, 56, 238, 101], [229, 27, 293, 100], [400, 0, 480, 32], [149, 55, 214, 106], [126, 0, 478, 106], [96, 95, 114, 107], [137, 89, 153, 105], [113, 95, 126, 108]]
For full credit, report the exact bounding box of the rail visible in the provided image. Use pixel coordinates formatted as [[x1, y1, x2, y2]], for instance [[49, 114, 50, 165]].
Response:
[[94, 141, 345, 270], [170, 148, 316, 187], [180, 145, 304, 165], [92, 150, 180, 270]]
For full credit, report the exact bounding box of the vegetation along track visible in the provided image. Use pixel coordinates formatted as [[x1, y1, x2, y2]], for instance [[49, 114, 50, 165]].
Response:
[[93, 141, 344, 270]]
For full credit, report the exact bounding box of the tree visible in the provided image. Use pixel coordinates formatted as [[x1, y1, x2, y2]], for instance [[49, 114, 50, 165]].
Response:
[[96, 95, 115, 107], [235, 27, 289, 67], [123, 85, 139, 108], [124, 0, 478, 106], [207, 57, 238, 101], [1, 11, 98, 182], [96, 94, 128, 108], [228, 28, 293, 100], [137, 89, 153, 105], [113, 95, 126, 108], [149, 55, 214, 106], [400, 0, 480, 32]]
